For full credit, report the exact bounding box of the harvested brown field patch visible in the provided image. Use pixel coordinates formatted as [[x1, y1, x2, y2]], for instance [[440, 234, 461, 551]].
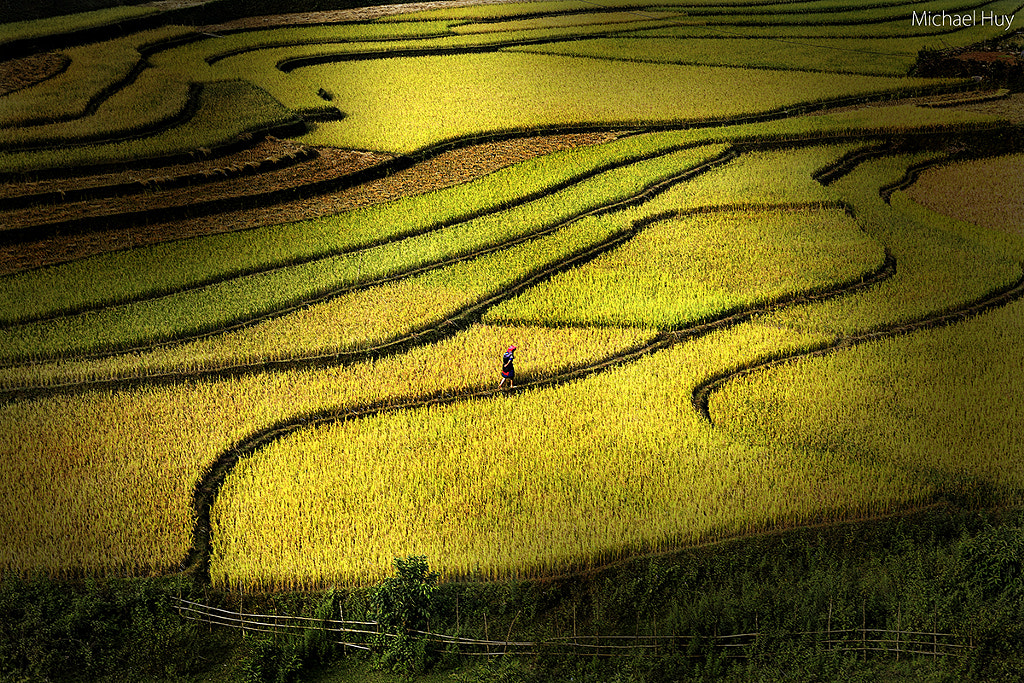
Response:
[[0, 52, 68, 96], [0, 146, 368, 233], [0, 137, 311, 200], [0, 131, 618, 274], [906, 153, 1024, 236]]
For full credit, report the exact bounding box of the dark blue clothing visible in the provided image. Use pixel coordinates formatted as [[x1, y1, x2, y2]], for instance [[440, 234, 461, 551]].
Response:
[[502, 351, 515, 379]]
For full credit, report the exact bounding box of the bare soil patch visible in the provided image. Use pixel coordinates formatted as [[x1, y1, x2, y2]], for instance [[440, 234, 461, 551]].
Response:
[[956, 51, 1019, 64], [0, 131, 618, 275], [0, 53, 68, 97]]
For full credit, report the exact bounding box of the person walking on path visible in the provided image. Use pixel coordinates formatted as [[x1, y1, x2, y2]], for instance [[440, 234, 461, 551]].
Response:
[[499, 344, 516, 390]]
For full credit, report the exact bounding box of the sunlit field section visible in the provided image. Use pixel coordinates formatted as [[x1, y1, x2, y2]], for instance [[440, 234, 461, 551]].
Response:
[[652, 144, 855, 208], [509, 37, 923, 76], [292, 52, 944, 152], [760, 157, 1023, 337], [0, 145, 722, 362], [0, 0, 999, 174], [710, 296, 1024, 504], [208, 322, 925, 589], [7, 95, 1000, 324], [485, 207, 884, 329], [0, 325, 653, 577], [381, 0, 651, 22], [0, 211, 639, 381], [207, 145, 1024, 589], [704, 180, 1024, 507], [0, 134, 716, 323], [0, 140, 885, 385], [449, 11, 685, 33], [3, 0, 1023, 596]]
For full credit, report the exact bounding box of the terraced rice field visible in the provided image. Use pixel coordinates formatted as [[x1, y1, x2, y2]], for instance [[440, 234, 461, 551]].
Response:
[[1, 0, 1022, 591]]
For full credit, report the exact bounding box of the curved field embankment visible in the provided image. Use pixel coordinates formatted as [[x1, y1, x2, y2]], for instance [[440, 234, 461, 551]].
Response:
[[0, 124, 995, 356], [4, 0, 1024, 588], [183, 236, 896, 581], [0, 133, 615, 274], [692, 265, 1024, 425], [0, 143, 738, 388]]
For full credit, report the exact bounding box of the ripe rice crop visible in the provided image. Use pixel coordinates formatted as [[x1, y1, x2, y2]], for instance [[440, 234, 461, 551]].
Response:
[[6, 146, 720, 364], [0, 133, 713, 323], [450, 11, 685, 34], [0, 323, 653, 577], [0, 27, 192, 127], [2, 98, 993, 323], [0, 79, 296, 175], [0, 145, 720, 361], [208, 321, 925, 589], [170, 20, 455, 64], [289, 52, 942, 153], [2, 0, 1020, 592], [380, 1, 609, 22], [700, 102, 1001, 144], [646, 144, 858, 210], [710, 296, 1024, 503], [630, 0, 1022, 40], [0, 67, 192, 151], [0, 5, 158, 47], [510, 37, 919, 76], [761, 155, 1023, 337], [485, 207, 884, 329], [0, 211, 630, 377]]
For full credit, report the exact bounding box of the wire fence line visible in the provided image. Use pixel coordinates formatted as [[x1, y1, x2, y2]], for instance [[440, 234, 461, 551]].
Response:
[[174, 598, 974, 660]]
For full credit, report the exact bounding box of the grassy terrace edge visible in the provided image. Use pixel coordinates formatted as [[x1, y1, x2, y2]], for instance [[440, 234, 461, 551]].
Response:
[[183, 240, 897, 583]]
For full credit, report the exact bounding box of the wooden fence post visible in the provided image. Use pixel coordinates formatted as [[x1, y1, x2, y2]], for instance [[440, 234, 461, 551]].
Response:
[[862, 599, 866, 662], [827, 599, 832, 651], [896, 607, 901, 662]]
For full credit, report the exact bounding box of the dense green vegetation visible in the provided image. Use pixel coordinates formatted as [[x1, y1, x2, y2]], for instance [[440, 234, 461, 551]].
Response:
[[4, 506, 1024, 681]]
